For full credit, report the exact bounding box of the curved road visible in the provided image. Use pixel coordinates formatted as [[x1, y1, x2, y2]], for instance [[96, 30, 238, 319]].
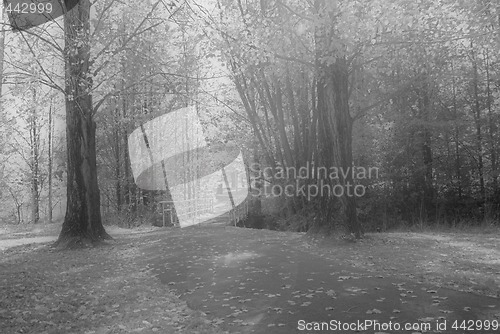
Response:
[[141, 225, 500, 334]]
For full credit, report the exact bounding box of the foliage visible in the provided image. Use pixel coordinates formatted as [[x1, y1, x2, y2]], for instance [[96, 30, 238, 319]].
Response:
[[2, 0, 500, 234]]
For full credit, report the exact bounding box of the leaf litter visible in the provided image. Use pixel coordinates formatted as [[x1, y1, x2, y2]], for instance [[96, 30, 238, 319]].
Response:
[[0, 237, 226, 334]]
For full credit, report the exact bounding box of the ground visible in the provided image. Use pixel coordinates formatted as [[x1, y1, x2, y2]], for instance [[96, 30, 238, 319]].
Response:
[[0, 222, 499, 333]]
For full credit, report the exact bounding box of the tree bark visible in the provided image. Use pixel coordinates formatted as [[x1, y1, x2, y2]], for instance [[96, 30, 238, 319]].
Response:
[[250, 145, 262, 215], [56, 0, 110, 247], [48, 99, 53, 224], [316, 59, 362, 237], [451, 61, 463, 199], [114, 103, 121, 210], [222, 167, 236, 225], [471, 42, 486, 208], [0, 2, 5, 113], [30, 88, 40, 224], [314, 0, 362, 238], [485, 50, 498, 197], [416, 72, 434, 219]]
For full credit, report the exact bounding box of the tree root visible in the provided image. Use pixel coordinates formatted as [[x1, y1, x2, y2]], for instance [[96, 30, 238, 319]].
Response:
[[52, 233, 112, 250]]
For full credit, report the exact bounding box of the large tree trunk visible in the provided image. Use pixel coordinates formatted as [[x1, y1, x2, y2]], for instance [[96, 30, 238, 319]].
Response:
[[317, 59, 362, 238], [314, 0, 362, 238], [55, 0, 110, 247]]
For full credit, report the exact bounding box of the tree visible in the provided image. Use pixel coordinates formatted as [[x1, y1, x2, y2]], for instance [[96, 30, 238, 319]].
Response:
[[47, 97, 55, 223], [199, 0, 366, 236], [312, 0, 363, 237], [4, 79, 47, 225], [28, 86, 41, 224], [3, 0, 498, 234], [55, 0, 111, 247]]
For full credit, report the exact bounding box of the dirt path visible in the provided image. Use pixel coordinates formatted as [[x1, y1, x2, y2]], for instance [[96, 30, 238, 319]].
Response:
[[0, 236, 57, 251], [0, 224, 160, 251], [141, 226, 500, 334]]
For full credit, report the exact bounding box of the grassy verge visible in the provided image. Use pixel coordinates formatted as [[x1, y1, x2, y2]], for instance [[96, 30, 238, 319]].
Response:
[[300, 230, 500, 298], [0, 233, 226, 334]]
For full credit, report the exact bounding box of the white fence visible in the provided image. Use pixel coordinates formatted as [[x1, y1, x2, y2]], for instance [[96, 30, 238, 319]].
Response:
[[159, 197, 249, 227], [159, 198, 214, 227]]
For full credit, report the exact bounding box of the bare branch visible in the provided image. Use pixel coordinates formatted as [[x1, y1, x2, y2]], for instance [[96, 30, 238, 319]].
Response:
[[16, 31, 65, 93], [90, 0, 163, 77]]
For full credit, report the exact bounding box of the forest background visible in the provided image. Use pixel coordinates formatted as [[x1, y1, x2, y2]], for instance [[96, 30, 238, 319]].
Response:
[[0, 0, 499, 239]]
